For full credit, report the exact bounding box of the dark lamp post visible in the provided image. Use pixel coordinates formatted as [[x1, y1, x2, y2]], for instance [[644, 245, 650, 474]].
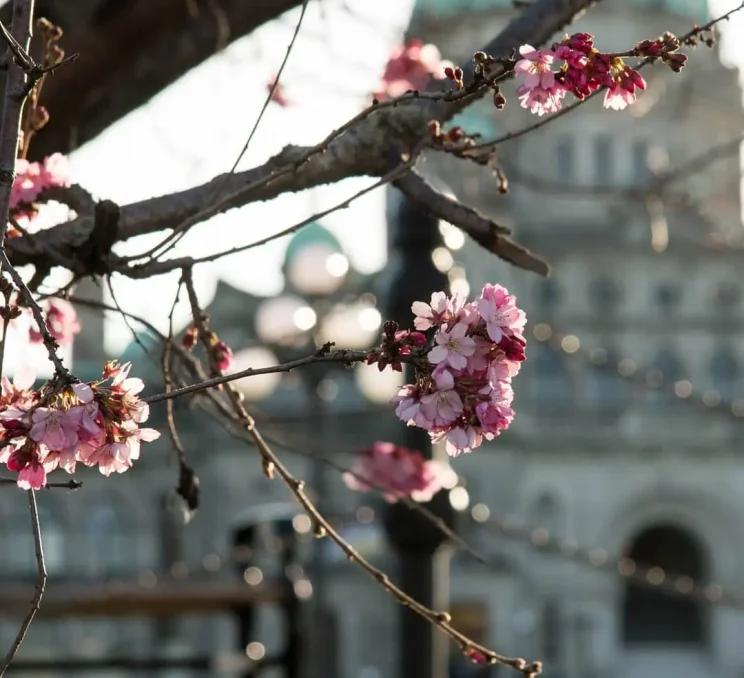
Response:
[[383, 189, 456, 678]]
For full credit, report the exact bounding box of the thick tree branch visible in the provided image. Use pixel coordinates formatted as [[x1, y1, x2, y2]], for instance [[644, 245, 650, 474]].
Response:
[[394, 170, 550, 276], [5, 0, 596, 275], [0, 0, 34, 254]]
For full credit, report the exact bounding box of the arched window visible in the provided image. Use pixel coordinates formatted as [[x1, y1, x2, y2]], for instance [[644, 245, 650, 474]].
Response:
[[623, 525, 706, 645]]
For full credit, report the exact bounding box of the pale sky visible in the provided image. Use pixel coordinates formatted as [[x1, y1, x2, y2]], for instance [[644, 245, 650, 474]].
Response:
[[67, 0, 416, 353], [9, 0, 744, 363]]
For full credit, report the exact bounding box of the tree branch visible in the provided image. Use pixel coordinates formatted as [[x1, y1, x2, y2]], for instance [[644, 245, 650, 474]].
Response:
[[5, 0, 597, 275], [0, 489, 47, 676], [394, 170, 550, 276]]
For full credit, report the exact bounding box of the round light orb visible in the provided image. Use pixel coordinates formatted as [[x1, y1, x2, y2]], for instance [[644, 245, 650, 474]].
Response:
[[255, 295, 313, 347], [431, 246, 454, 273], [286, 242, 347, 295], [319, 302, 380, 350], [232, 346, 281, 401], [355, 362, 404, 404], [325, 252, 349, 278], [293, 305, 317, 332], [448, 486, 470, 511], [439, 222, 465, 250], [358, 307, 382, 333]]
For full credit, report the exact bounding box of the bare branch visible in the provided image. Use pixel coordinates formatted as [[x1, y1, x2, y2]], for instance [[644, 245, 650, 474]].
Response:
[[0, 0, 33, 254], [5, 0, 596, 275], [144, 347, 370, 405], [0, 489, 47, 676], [395, 170, 550, 275]]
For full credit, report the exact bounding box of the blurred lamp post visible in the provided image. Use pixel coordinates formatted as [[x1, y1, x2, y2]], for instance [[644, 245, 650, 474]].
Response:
[[383, 189, 454, 678], [254, 223, 381, 678]]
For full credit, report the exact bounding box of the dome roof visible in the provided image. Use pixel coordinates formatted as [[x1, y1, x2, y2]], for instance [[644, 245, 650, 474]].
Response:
[[283, 221, 341, 265]]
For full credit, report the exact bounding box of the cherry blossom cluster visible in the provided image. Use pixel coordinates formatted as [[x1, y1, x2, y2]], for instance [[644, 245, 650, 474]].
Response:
[[369, 284, 526, 457], [28, 297, 80, 346], [10, 153, 70, 232], [374, 39, 453, 101], [343, 441, 456, 503], [182, 325, 234, 374], [0, 361, 160, 490], [514, 32, 687, 116]]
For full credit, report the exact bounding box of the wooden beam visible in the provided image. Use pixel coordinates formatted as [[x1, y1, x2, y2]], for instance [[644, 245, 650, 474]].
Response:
[[0, 580, 285, 618]]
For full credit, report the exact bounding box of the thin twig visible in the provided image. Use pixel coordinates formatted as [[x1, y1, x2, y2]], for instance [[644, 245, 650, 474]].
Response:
[[229, 0, 309, 176], [473, 2, 744, 151], [177, 270, 541, 676], [144, 348, 369, 404], [123, 144, 424, 278], [146, 0, 312, 263], [0, 489, 47, 676], [0, 477, 81, 489], [0, 249, 68, 379]]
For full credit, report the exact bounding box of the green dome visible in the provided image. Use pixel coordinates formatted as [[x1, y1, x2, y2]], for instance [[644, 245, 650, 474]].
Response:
[[283, 222, 341, 265]]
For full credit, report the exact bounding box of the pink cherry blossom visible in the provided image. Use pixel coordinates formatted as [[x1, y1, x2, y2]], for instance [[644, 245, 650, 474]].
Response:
[[214, 340, 234, 374], [72, 382, 94, 404], [420, 387, 463, 426], [440, 426, 483, 457], [11, 159, 42, 207], [267, 76, 290, 107], [374, 39, 453, 101], [39, 153, 71, 189], [604, 84, 635, 110], [17, 460, 46, 490], [10, 154, 71, 234], [517, 82, 566, 116], [383, 283, 527, 457], [2, 361, 159, 489], [85, 441, 130, 476], [428, 323, 476, 370], [475, 386, 515, 440], [515, 34, 658, 116], [514, 45, 556, 89], [476, 284, 526, 343], [411, 291, 461, 331], [30, 407, 80, 450], [29, 298, 81, 346], [343, 441, 456, 503]]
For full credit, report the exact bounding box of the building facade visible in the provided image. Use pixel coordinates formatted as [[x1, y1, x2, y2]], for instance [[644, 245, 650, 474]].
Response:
[[1, 1, 744, 677]]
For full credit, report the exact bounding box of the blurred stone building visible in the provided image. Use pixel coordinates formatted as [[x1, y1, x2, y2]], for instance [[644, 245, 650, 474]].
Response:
[[414, 0, 744, 677]]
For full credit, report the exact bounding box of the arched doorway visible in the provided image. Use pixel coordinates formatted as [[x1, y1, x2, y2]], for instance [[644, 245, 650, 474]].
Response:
[[620, 524, 710, 677]]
